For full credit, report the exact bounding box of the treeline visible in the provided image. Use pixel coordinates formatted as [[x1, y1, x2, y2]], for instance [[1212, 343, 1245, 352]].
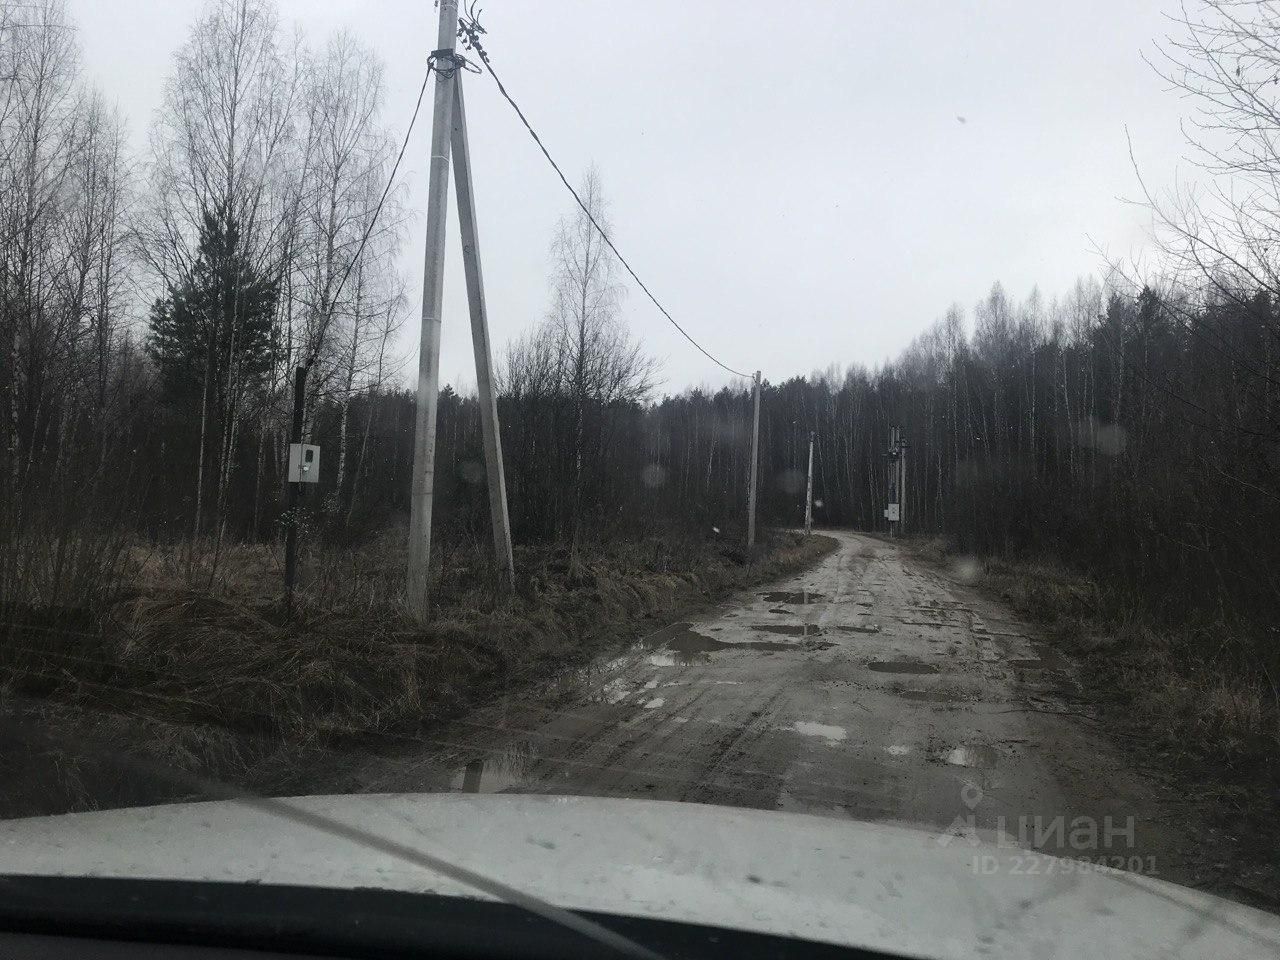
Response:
[[809, 280, 1280, 625], [340, 276, 1280, 632]]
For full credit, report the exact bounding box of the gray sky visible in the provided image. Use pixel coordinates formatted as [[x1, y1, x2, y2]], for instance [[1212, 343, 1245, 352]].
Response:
[[70, 0, 1191, 393]]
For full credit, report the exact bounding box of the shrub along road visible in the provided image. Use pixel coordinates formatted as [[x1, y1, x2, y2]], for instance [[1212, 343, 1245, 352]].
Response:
[[358, 530, 1241, 900]]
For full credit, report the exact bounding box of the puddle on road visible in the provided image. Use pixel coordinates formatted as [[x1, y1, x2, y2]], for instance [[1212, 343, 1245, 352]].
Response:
[[788, 721, 848, 744], [671, 628, 785, 654], [885, 745, 912, 756], [643, 697, 665, 710], [575, 612, 839, 706], [760, 591, 826, 604], [599, 677, 632, 704], [768, 606, 792, 615], [941, 745, 999, 769], [650, 624, 807, 657], [837, 624, 881, 635], [451, 741, 538, 793], [868, 661, 940, 675], [752, 623, 821, 637]]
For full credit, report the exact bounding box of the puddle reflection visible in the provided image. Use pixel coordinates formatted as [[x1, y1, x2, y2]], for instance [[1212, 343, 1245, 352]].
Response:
[[751, 623, 820, 637], [788, 720, 848, 744], [451, 740, 538, 793], [760, 590, 827, 604], [941, 744, 999, 768]]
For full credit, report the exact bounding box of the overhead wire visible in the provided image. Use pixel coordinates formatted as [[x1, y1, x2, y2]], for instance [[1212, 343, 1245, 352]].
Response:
[[456, 13, 754, 381], [305, 58, 436, 369]]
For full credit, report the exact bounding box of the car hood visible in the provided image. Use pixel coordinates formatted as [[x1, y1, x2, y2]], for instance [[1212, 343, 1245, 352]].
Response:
[[0, 793, 1276, 959]]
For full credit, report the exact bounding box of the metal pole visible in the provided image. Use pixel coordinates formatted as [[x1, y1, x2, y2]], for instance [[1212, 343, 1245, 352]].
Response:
[[804, 430, 814, 535], [746, 371, 761, 548], [284, 364, 306, 613], [406, 0, 459, 619], [451, 79, 515, 593]]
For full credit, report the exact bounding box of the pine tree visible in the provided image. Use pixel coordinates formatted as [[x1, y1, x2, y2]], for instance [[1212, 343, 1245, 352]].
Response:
[[148, 204, 279, 536], [148, 205, 278, 410]]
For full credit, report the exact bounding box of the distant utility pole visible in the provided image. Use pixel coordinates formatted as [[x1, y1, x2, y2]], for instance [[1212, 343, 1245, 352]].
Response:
[[899, 431, 907, 534], [407, 0, 514, 618], [884, 425, 906, 537], [746, 370, 761, 548], [804, 430, 814, 535]]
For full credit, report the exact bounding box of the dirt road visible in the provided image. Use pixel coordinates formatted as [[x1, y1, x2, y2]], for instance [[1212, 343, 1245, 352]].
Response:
[[365, 531, 1198, 878]]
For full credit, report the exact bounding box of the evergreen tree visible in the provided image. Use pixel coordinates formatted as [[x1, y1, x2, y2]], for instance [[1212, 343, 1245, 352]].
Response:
[[147, 204, 279, 535], [148, 205, 278, 412]]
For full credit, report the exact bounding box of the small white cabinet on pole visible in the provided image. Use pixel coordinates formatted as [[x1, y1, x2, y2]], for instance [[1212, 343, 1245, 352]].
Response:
[[287, 444, 321, 484]]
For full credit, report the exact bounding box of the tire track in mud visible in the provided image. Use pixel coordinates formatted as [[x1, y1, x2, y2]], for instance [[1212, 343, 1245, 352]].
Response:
[[679, 685, 788, 806]]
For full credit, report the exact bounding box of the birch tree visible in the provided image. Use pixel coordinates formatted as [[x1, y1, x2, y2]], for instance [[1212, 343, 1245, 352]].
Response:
[[141, 0, 300, 544], [547, 169, 656, 547]]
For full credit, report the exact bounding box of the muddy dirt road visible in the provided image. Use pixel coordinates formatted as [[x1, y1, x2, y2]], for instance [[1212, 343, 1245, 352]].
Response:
[[365, 531, 1199, 878]]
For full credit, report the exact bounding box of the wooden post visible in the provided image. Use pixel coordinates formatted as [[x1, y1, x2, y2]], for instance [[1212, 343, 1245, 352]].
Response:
[[284, 364, 306, 613]]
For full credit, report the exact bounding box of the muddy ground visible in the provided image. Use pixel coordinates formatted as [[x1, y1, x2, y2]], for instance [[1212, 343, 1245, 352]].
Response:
[[331, 530, 1276, 912]]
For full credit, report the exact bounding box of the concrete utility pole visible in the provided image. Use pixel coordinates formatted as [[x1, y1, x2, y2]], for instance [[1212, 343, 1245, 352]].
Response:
[[898, 431, 907, 534], [406, 0, 516, 614], [406, 0, 459, 618], [804, 430, 814, 535], [451, 79, 515, 593], [746, 370, 761, 548], [884, 425, 907, 537]]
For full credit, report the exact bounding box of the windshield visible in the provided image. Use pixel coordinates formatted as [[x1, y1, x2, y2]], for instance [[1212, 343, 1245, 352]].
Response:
[[1, 1, 1279, 958]]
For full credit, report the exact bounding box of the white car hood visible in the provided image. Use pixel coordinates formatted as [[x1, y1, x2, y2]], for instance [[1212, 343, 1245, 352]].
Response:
[[0, 793, 1276, 960]]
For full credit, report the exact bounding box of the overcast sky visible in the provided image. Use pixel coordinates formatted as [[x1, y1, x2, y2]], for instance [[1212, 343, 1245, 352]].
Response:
[[69, 0, 1191, 394]]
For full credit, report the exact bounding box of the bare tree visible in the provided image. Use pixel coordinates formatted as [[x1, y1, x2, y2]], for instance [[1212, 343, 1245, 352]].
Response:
[[0, 0, 138, 605], [546, 169, 656, 548], [288, 32, 404, 516], [1146, 1, 1280, 306]]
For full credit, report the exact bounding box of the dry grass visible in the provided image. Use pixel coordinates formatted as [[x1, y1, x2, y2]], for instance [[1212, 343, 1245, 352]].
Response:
[[933, 543, 1280, 764], [0, 528, 837, 816]]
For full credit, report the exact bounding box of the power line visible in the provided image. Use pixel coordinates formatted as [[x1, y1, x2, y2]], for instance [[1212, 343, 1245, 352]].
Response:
[[457, 17, 753, 381], [307, 60, 435, 368]]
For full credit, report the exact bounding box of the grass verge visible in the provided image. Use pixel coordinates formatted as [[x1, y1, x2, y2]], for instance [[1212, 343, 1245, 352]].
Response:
[[911, 536, 1280, 908], [913, 536, 1279, 764]]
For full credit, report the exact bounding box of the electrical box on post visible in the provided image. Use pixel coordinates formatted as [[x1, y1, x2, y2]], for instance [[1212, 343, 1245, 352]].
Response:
[[288, 443, 321, 484], [884, 503, 900, 522]]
